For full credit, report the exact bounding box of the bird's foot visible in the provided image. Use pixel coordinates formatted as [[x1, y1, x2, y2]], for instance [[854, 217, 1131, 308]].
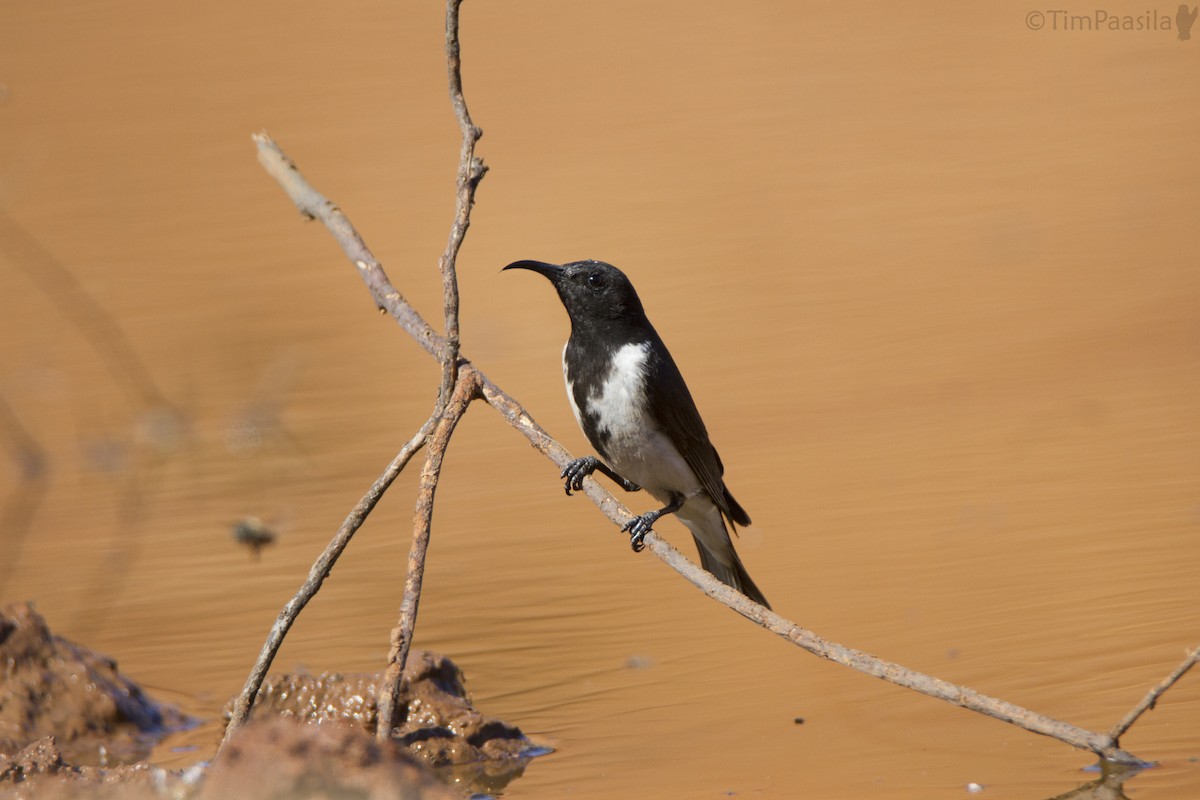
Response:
[[621, 495, 682, 552], [561, 456, 600, 495], [621, 513, 657, 552]]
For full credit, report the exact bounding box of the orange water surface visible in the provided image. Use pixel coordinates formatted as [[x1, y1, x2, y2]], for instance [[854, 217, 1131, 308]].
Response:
[[1, 2, 1197, 798]]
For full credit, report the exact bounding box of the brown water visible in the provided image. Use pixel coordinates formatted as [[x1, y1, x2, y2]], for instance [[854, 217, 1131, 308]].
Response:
[[1, 2, 1198, 797]]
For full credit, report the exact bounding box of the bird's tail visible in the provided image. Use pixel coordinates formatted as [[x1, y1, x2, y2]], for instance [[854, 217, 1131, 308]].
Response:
[[675, 497, 770, 609], [696, 537, 771, 610]]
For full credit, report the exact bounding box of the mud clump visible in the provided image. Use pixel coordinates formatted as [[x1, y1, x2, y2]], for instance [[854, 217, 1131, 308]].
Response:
[[249, 651, 532, 764], [0, 602, 543, 797], [0, 602, 190, 766], [0, 736, 168, 800], [203, 717, 460, 800], [245, 652, 539, 791], [1, 724, 459, 800]]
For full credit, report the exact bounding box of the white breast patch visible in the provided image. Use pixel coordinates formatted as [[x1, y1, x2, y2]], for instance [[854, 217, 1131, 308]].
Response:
[[588, 341, 651, 438], [562, 340, 699, 495]]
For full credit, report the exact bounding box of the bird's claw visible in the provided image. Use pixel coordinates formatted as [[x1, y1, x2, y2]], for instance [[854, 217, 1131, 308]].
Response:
[[560, 456, 599, 495], [622, 515, 655, 552]]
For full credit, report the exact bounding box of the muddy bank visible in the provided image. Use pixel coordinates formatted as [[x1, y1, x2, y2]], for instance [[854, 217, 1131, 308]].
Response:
[[0, 602, 191, 766], [1, 736, 178, 800], [0, 603, 543, 798], [2, 722, 461, 800]]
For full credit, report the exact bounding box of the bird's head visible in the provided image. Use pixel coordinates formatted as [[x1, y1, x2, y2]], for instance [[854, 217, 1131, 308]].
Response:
[[503, 259, 645, 324]]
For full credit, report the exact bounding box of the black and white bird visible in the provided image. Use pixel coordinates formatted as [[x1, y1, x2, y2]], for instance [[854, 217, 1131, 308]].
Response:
[[504, 259, 770, 609]]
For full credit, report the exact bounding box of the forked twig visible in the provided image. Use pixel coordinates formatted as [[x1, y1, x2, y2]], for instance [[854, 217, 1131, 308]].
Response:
[[236, 0, 488, 747], [373, 0, 486, 736], [376, 367, 481, 737], [221, 419, 436, 745], [231, 0, 1198, 769], [249, 130, 1159, 765]]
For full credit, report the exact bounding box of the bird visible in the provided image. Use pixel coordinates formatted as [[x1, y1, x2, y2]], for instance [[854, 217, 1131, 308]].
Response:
[[504, 258, 770, 608]]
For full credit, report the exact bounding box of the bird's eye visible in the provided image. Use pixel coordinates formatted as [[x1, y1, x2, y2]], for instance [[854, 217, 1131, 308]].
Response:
[[586, 273, 606, 290]]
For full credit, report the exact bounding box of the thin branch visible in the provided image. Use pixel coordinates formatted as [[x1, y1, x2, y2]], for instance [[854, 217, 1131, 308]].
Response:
[[253, 134, 447, 361], [651, 534, 1131, 758], [435, 0, 486, 407], [376, 367, 481, 739], [250, 131, 1161, 764], [219, 418, 436, 748], [372, 0, 488, 738], [1108, 644, 1200, 744], [479, 381, 1144, 761]]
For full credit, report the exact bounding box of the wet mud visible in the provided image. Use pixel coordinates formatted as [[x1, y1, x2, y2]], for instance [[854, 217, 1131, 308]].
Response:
[[0, 603, 541, 798], [0, 602, 190, 767]]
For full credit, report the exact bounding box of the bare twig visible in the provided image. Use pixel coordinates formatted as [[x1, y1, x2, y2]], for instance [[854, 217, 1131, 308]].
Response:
[[249, 131, 1161, 764], [652, 534, 1132, 758], [253, 135, 447, 361], [435, 0, 486, 408], [372, 0, 487, 738], [242, 0, 487, 742], [1108, 644, 1200, 744], [376, 367, 481, 738], [480, 381, 1143, 760], [242, 3, 1196, 769], [220, 419, 436, 747]]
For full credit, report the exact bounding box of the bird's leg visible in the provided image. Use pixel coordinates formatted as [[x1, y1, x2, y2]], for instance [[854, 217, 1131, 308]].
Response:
[[622, 493, 684, 552], [561, 455, 641, 496]]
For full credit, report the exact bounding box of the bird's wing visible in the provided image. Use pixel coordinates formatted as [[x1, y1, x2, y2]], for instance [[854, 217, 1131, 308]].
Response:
[[644, 342, 748, 527]]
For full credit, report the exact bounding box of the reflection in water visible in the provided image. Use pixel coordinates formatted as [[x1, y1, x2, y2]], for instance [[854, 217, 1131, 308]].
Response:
[[0, 211, 194, 631], [434, 753, 541, 797], [0, 212, 180, 414], [0, 2, 1197, 797], [224, 353, 305, 459], [70, 432, 173, 634], [1047, 761, 1142, 800], [0, 392, 47, 594]]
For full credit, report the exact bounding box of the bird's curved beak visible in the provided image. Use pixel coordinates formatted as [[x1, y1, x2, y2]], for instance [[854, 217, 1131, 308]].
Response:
[[502, 260, 565, 282]]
